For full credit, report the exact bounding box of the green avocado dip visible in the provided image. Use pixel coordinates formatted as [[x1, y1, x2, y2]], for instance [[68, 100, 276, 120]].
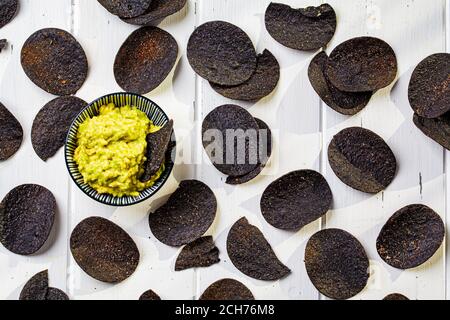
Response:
[[74, 103, 163, 197]]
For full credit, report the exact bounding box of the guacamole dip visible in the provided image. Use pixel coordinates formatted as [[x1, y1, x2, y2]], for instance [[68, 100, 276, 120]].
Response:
[[74, 103, 163, 197]]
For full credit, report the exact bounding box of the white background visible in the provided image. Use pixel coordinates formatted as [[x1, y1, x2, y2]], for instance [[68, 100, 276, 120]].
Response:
[[0, 0, 449, 300]]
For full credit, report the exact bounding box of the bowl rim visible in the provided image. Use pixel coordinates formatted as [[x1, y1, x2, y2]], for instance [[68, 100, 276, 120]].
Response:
[[64, 92, 175, 207]]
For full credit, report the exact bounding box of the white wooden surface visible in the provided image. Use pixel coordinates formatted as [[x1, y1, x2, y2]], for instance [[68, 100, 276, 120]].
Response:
[[0, 0, 448, 300]]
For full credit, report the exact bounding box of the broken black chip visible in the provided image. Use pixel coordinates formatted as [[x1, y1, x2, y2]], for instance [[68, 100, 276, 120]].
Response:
[[0, 101, 23, 161], [265, 2, 336, 51], [227, 217, 290, 281], [141, 119, 174, 182], [175, 236, 220, 271], [19, 270, 69, 300]]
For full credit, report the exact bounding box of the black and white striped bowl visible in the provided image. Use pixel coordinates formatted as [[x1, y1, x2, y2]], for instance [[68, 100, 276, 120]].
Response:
[[65, 92, 175, 206]]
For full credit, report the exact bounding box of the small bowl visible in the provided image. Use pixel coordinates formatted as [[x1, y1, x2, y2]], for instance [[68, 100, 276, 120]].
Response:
[[65, 92, 175, 206]]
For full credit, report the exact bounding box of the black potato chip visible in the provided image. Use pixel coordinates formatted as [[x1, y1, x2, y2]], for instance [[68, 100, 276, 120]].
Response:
[[261, 170, 332, 231], [383, 293, 409, 300], [326, 37, 397, 92], [265, 2, 336, 51], [0, 184, 56, 255], [70, 217, 140, 283], [202, 104, 260, 177], [376, 204, 444, 270], [98, 0, 152, 18], [46, 288, 69, 300], [175, 236, 220, 271], [0, 39, 7, 52], [141, 119, 174, 182], [114, 27, 178, 94], [226, 118, 272, 185], [199, 279, 255, 300], [187, 21, 257, 86], [227, 217, 290, 281], [123, 0, 187, 26], [139, 290, 161, 300], [210, 50, 280, 101], [0, 102, 23, 161], [305, 228, 369, 300], [308, 51, 372, 115], [413, 112, 450, 150], [19, 270, 69, 300], [408, 53, 450, 118], [0, 0, 18, 28], [32, 96, 87, 161], [21, 28, 88, 96], [328, 127, 397, 194], [252, 118, 273, 168], [19, 270, 48, 300], [226, 166, 264, 186], [149, 180, 217, 247]]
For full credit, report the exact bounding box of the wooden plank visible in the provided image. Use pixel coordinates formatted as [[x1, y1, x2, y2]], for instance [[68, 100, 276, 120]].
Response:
[[68, 0, 197, 299], [195, 0, 322, 300], [0, 0, 72, 299], [323, 0, 446, 300]]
